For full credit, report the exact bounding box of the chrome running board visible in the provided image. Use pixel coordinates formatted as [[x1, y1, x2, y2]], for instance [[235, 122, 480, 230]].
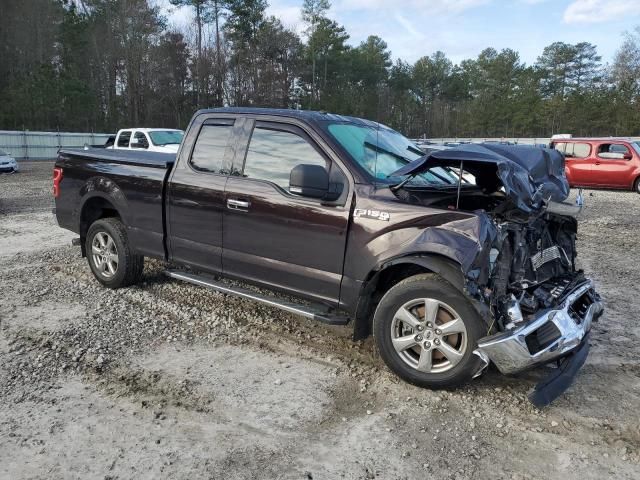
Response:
[[165, 270, 349, 326]]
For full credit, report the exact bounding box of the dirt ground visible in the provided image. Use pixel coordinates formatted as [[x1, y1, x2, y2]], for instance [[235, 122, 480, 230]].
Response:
[[1, 162, 639, 480]]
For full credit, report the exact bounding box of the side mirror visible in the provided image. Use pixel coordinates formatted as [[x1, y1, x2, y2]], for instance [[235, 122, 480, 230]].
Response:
[[624, 152, 632, 160], [289, 164, 329, 199]]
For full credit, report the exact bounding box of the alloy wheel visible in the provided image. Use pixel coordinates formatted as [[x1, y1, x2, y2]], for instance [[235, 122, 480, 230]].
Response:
[[91, 231, 119, 278], [390, 298, 468, 374]]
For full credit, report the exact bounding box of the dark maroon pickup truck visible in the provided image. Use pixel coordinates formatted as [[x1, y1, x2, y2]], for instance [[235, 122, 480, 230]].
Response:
[[53, 108, 603, 406]]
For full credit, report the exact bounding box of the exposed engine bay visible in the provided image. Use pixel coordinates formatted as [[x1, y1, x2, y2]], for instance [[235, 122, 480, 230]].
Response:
[[388, 143, 604, 406], [394, 184, 588, 329], [494, 212, 593, 329], [390, 143, 602, 342]]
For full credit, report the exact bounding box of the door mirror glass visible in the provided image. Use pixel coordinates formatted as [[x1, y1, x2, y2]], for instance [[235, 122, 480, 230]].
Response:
[[289, 164, 329, 199]]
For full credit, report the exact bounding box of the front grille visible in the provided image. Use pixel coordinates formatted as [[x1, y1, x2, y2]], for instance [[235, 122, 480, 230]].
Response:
[[525, 321, 562, 354], [568, 289, 596, 324]]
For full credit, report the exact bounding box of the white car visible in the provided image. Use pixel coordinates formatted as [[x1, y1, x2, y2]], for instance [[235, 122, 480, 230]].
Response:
[[0, 149, 18, 173], [107, 128, 184, 153]]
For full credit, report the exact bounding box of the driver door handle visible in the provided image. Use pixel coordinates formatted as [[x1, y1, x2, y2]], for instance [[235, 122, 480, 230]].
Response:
[[227, 198, 250, 211]]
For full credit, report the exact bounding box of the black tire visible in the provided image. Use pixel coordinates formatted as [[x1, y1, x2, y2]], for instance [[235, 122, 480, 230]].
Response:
[[86, 217, 144, 288], [634, 177, 640, 194], [373, 273, 485, 389]]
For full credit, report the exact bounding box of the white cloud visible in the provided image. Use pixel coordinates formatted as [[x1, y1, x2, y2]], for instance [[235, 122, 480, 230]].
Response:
[[268, 0, 303, 33], [563, 0, 640, 24], [394, 13, 425, 40], [337, 0, 490, 14]]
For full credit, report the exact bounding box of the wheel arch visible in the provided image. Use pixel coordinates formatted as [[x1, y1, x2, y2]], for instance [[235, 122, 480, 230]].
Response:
[[352, 254, 467, 341], [79, 194, 126, 256]]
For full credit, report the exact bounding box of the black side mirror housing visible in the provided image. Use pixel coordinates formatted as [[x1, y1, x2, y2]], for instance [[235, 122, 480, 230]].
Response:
[[289, 164, 330, 199]]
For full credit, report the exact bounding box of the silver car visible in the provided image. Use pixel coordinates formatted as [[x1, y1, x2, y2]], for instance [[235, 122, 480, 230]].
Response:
[[0, 149, 18, 173]]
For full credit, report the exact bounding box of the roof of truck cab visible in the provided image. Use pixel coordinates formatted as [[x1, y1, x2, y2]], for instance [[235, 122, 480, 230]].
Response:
[[195, 107, 385, 128]]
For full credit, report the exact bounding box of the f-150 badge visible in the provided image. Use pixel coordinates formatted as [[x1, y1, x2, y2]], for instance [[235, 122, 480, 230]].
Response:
[[354, 208, 390, 221]]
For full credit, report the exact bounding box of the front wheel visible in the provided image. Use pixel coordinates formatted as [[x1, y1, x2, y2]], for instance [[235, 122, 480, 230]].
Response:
[[373, 273, 485, 389], [634, 177, 640, 194], [86, 217, 144, 288]]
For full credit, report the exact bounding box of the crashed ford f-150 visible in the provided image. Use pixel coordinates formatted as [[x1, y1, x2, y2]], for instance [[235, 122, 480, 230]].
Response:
[[53, 108, 603, 406]]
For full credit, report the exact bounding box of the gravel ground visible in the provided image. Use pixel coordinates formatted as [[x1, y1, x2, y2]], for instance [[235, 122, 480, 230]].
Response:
[[1, 161, 639, 480]]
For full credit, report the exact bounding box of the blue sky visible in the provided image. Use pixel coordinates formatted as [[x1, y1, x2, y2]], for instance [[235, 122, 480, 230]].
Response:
[[160, 0, 640, 65]]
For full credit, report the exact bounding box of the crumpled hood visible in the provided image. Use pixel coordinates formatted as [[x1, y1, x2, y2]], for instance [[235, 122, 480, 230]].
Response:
[[391, 144, 570, 213]]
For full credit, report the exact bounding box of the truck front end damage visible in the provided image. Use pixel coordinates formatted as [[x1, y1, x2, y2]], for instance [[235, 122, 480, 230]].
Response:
[[391, 144, 604, 405]]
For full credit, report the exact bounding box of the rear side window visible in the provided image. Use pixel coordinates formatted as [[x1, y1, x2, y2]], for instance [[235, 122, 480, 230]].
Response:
[[554, 142, 590, 158], [190, 124, 233, 174], [117, 131, 132, 148], [571, 143, 591, 158], [242, 127, 327, 190]]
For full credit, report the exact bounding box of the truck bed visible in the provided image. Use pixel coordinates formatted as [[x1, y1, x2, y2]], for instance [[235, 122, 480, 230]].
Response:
[[55, 148, 174, 260], [59, 148, 175, 168]]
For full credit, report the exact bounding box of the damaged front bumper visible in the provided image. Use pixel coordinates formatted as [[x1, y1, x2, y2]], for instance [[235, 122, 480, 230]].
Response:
[[473, 281, 603, 405], [476, 281, 603, 374]]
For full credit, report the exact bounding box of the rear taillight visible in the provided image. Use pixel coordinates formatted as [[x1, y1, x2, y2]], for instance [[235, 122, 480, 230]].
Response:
[[53, 167, 63, 198]]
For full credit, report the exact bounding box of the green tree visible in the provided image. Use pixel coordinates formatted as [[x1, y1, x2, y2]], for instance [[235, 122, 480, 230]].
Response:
[[169, 0, 213, 107], [301, 0, 331, 107], [348, 36, 391, 120], [612, 26, 640, 135], [225, 0, 267, 104], [412, 51, 453, 136], [302, 17, 349, 109]]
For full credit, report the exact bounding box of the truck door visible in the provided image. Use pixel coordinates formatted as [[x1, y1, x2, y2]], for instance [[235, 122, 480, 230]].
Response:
[[593, 142, 636, 188], [222, 120, 351, 306], [166, 116, 238, 273]]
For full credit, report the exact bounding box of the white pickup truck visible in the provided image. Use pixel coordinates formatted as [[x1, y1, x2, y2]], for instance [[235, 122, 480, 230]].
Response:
[[107, 128, 184, 153]]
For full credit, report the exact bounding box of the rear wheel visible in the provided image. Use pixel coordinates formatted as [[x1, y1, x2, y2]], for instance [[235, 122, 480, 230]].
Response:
[[634, 177, 640, 194], [373, 273, 485, 389], [86, 218, 144, 288]]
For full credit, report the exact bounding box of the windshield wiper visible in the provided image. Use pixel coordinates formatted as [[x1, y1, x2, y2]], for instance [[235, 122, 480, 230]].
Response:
[[364, 141, 411, 163], [389, 174, 415, 192], [406, 145, 424, 156]]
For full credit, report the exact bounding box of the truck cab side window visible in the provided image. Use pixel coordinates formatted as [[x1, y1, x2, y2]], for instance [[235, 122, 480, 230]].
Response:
[[243, 127, 327, 191], [190, 124, 233, 174], [131, 132, 149, 149], [118, 131, 132, 148]]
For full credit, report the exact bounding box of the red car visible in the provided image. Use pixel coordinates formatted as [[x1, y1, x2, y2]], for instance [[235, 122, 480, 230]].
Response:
[[550, 137, 640, 194]]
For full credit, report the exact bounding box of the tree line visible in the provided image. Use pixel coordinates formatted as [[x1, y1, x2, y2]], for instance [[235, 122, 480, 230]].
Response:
[[1, 0, 639, 138]]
